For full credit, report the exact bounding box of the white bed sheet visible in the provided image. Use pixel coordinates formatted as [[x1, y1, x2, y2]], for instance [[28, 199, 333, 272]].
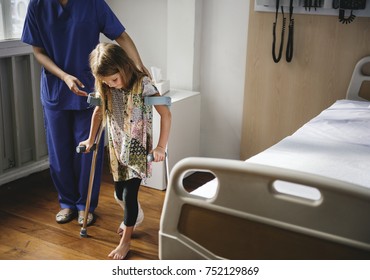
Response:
[[191, 99, 370, 198]]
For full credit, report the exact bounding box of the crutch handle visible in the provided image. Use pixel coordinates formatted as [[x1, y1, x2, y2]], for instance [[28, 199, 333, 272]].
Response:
[[147, 153, 154, 162], [76, 144, 96, 153], [147, 152, 168, 162]]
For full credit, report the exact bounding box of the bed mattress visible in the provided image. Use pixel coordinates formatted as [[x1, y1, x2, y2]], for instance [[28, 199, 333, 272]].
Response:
[[191, 99, 370, 198]]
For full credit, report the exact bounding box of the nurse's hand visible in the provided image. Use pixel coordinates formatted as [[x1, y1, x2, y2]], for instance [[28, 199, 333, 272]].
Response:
[[63, 74, 88, 96]]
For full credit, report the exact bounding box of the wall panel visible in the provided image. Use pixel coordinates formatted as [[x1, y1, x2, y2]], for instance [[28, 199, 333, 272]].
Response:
[[241, 1, 370, 159]]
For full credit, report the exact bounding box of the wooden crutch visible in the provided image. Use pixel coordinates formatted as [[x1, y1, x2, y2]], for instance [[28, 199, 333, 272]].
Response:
[[76, 93, 104, 238], [77, 122, 104, 237]]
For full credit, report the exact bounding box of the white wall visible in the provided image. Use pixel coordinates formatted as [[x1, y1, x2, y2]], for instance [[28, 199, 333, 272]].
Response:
[[106, 0, 168, 78], [166, 0, 202, 91], [107, 0, 249, 160], [200, 0, 249, 159]]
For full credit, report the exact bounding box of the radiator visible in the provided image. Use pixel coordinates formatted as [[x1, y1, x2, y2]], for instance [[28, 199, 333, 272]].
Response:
[[0, 50, 49, 186]]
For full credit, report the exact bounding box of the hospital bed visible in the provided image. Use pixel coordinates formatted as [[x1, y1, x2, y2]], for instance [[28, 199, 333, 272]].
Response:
[[159, 56, 370, 259]]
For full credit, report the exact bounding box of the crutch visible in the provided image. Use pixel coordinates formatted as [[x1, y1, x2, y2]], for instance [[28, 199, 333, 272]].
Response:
[[144, 96, 171, 186], [147, 149, 169, 186], [76, 93, 104, 238]]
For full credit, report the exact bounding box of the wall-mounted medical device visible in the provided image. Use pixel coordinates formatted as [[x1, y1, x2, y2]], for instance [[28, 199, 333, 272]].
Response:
[[255, 0, 369, 24], [257, 0, 368, 63]]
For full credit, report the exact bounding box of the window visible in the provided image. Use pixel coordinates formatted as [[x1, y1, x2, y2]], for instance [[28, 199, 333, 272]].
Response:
[[0, 0, 29, 41]]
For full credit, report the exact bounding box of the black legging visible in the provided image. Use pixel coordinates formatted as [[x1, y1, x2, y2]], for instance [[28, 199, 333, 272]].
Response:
[[114, 178, 141, 227]]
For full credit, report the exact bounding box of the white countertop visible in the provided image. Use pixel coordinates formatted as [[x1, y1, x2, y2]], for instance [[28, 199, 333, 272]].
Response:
[[164, 88, 200, 103]]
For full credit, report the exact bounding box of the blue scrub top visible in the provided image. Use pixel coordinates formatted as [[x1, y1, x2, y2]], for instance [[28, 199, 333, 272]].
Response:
[[21, 0, 125, 110]]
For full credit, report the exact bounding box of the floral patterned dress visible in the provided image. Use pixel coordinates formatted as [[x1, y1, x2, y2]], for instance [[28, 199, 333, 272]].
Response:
[[106, 76, 157, 182]]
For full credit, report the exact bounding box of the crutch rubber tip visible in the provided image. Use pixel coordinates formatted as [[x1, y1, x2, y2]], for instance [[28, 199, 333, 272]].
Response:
[[80, 228, 88, 238]]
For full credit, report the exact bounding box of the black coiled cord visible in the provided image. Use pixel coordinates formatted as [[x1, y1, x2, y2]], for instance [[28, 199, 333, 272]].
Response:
[[272, 2, 286, 63], [339, 9, 356, 24]]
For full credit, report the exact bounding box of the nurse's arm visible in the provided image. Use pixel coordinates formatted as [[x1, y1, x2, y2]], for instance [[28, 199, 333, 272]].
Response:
[[32, 46, 88, 97], [115, 32, 151, 78]]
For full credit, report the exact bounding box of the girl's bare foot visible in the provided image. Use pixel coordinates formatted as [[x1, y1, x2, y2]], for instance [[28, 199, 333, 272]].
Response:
[[108, 242, 130, 260]]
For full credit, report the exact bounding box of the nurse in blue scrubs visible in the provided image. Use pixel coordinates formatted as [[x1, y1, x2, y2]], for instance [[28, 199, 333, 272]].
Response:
[[21, 0, 148, 225]]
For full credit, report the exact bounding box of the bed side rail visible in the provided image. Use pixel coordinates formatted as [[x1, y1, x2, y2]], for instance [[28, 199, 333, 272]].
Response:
[[346, 56, 370, 101], [159, 157, 370, 260]]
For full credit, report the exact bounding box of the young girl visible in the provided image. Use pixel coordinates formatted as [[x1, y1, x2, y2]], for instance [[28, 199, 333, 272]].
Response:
[[79, 42, 171, 260]]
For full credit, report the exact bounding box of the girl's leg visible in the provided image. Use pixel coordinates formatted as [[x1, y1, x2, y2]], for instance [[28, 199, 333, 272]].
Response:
[[109, 178, 141, 259], [114, 179, 144, 235]]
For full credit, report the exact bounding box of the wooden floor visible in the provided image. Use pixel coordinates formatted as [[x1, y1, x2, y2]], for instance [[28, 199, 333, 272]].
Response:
[[0, 159, 213, 260]]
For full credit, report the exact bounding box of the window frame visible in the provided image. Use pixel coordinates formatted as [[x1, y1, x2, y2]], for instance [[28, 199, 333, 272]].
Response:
[[0, 39, 32, 58], [0, 0, 30, 48]]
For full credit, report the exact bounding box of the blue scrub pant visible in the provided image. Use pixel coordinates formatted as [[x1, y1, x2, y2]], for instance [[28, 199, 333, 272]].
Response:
[[43, 107, 104, 212]]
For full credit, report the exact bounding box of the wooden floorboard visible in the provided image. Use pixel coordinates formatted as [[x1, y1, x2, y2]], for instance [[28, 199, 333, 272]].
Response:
[[0, 159, 211, 260], [0, 166, 165, 260]]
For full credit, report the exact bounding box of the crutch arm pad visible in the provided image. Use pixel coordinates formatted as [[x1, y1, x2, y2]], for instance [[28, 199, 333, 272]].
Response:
[[144, 96, 171, 107]]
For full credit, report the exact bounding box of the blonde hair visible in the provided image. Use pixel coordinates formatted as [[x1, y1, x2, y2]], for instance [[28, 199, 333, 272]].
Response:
[[89, 42, 145, 123]]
